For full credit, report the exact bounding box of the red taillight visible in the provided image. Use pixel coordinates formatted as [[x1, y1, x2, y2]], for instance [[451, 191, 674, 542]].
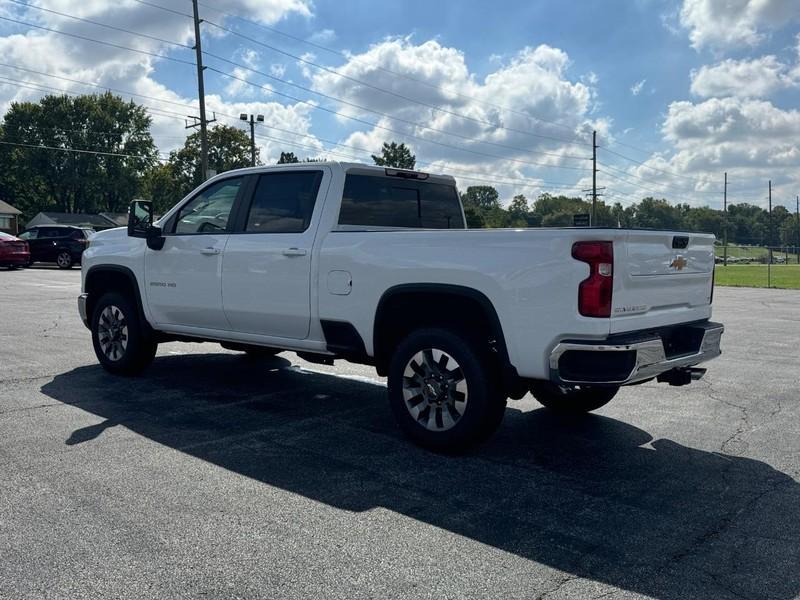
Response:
[[572, 241, 614, 318]]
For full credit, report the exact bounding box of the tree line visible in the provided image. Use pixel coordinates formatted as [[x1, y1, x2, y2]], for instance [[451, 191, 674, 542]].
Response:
[[0, 93, 797, 246]]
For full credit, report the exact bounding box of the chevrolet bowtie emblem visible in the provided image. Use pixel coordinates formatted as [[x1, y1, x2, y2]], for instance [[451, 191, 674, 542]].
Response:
[[670, 256, 688, 270]]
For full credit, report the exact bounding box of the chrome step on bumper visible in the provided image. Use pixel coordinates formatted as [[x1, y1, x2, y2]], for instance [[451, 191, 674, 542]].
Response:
[[549, 321, 724, 386]]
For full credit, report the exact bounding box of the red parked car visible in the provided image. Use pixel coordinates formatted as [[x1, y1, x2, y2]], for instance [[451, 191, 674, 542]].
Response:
[[0, 232, 30, 269]]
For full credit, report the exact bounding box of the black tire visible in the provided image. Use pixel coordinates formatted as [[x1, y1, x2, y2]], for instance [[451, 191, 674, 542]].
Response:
[[530, 382, 619, 413], [56, 250, 73, 269], [91, 291, 157, 376], [388, 328, 506, 452]]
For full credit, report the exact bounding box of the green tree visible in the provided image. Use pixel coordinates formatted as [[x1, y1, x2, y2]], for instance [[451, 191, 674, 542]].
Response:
[[0, 93, 158, 219], [630, 197, 684, 230], [461, 186, 500, 211], [277, 151, 299, 164], [139, 163, 182, 215], [371, 141, 416, 169], [168, 124, 255, 198]]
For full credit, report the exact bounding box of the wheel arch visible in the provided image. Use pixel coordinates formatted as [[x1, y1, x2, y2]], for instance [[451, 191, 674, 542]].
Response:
[[85, 265, 151, 333], [373, 283, 518, 385]]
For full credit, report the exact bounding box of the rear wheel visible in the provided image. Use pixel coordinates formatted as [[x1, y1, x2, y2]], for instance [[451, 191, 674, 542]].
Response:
[[91, 292, 157, 376], [530, 382, 619, 413], [56, 250, 73, 269], [388, 328, 506, 452]]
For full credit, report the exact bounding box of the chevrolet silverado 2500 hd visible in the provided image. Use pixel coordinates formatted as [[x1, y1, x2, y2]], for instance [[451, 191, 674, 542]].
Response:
[[79, 162, 723, 451]]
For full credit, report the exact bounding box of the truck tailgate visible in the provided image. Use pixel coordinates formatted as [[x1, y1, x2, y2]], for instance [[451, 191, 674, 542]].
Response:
[[610, 231, 714, 334]]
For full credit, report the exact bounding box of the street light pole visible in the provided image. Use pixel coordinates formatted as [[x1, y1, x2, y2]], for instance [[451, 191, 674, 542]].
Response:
[[240, 113, 264, 167]]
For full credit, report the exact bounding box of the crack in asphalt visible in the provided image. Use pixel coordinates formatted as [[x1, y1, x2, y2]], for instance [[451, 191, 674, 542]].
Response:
[[534, 574, 581, 600], [697, 379, 751, 455], [665, 476, 793, 570]]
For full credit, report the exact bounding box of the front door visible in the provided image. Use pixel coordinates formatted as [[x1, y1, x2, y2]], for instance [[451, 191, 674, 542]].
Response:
[[145, 176, 245, 331], [222, 169, 327, 339]]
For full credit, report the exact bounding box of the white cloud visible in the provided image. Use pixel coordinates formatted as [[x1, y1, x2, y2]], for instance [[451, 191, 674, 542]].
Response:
[[630, 79, 646, 96], [690, 55, 797, 98], [679, 0, 800, 50], [310, 39, 603, 177], [0, 0, 314, 154], [308, 29, 336, 45], [609, 97, 800, 206], [270, 63, 287, 78]]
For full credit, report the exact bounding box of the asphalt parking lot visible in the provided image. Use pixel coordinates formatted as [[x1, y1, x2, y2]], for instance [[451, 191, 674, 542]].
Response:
[[1, 267, 798, 600]]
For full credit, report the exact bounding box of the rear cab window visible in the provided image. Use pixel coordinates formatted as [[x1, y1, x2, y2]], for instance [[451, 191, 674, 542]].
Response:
[[338, 171, 465, 229]]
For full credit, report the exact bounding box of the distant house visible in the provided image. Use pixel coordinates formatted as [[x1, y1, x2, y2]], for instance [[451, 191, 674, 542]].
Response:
[[0, 200, 22, 235], [26, 212, 119, 231]]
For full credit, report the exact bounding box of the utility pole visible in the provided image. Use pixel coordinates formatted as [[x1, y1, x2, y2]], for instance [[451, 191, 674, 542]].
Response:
[[592, 130, 597, 226], [240, 113, 264, 167], [723, 172, 728, 267], [796, 195, 799, 265], [768, 180, 772, 289], [191, 0, 210, 181]]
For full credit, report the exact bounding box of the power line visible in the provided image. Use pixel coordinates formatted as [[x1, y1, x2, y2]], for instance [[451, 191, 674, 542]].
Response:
[[200, 17, 591, 150], [137, 0, 592, 143], [200, 64, 589, 165], [599, 145, 723, 187], [600, 161, 722, 196], [0, 68, 589, 195], [206, 66, 590, 172], [128, 0, 194, 19], [0, 16, 195, 66], [1, 7, 591, 167], [0, 139, 167, 161], [6, 0, 193, 49], [0, 62, 204, 117]]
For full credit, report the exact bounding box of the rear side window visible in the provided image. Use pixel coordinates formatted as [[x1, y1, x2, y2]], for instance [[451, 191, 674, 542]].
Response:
[[339, 174, 465, 229], [245, 171, 323, 233]]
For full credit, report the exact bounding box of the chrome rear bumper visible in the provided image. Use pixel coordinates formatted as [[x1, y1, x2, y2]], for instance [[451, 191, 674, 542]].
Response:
[[549, 321, 724, 386]]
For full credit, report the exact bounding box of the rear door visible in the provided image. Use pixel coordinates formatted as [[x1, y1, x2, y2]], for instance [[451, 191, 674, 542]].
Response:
[[222, 168, 328, 339], [37, 227, 63, 261], [611, 231, 715, 333]]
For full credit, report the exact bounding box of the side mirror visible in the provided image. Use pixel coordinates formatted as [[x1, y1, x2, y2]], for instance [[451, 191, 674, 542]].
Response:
[[128, 200, 165, 250], [128, 200, 153, 238]]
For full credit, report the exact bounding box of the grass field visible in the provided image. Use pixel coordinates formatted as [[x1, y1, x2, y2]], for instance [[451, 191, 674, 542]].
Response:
[[715, 264, 800, 289]]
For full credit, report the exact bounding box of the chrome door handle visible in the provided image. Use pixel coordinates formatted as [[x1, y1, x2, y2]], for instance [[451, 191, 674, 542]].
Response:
[[200, 247, 221, 255], [282, 248, 307, 257]]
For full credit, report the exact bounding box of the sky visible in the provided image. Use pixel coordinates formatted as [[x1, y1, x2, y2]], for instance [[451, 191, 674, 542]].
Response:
[[1, 0, 799, 210]]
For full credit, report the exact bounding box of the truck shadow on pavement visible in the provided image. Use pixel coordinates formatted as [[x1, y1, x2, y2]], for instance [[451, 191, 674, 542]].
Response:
[[42, 352, 799, 600]]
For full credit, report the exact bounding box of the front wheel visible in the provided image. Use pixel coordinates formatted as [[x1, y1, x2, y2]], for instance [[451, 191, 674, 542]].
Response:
[[91, 292, 157, 376], [530, 382, 619, 413], [56, 250, 73, 269], [388, 328, 506, 452]]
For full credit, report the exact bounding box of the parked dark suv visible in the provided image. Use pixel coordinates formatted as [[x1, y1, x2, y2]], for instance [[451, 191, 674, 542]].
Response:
[[17, 225, 94, 269]]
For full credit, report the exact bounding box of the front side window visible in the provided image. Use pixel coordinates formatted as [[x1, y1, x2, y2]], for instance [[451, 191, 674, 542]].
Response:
[[18, 230, 37, 240], [245, 171, 323, 233], [338, 174, 465, 229], [174, 178, 242, 234]]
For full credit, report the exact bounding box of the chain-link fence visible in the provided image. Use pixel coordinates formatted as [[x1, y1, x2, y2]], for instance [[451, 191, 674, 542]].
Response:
[[715, 244, 800, 289]]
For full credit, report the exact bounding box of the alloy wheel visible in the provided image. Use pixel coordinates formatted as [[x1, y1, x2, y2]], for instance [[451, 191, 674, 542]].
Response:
[[402, 348, 468, 431], [97, 305, 128, 361], [56, 252, 71, 268]]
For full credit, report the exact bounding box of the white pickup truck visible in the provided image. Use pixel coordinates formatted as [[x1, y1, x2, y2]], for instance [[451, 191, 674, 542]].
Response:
[[79, 162, 723, 451]]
